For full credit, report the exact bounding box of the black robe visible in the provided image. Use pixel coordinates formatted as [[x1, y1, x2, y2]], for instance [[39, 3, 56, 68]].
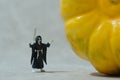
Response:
[[29, 43, 50, 69]]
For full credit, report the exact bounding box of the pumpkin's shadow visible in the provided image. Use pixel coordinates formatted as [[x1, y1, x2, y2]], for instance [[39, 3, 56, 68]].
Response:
[[90, 72, 120, 78]]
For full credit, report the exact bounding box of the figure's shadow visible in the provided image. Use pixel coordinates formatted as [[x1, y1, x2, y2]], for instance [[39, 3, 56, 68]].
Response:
[[90, 72, 120, 78], [35, 70, 69, 73], [45, 71, 69, 73]]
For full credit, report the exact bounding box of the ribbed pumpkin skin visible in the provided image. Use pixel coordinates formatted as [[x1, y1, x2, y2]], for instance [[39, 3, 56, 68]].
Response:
[[60, 0, 120, 75]]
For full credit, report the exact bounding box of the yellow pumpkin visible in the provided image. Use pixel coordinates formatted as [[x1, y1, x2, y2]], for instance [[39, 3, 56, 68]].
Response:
[[60, 0, 120, 75]]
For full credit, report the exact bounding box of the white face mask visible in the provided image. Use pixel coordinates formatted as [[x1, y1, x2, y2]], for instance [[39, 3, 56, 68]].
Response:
[[37, 38, 42, 45]]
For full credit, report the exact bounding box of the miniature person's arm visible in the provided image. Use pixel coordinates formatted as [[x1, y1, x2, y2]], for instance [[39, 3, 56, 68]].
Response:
[[29, 43, 35, 64], [42, 43, 50, 65], [31, 51, 34, 64], [29, 43, 33, 48], [46, 42, 50, 47]]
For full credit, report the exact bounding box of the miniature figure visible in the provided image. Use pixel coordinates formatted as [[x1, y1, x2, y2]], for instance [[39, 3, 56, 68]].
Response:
[[29, 35, 50, 72]]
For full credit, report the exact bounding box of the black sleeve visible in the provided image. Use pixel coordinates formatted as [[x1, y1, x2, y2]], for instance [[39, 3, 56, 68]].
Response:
[[31, 52, 34, 64], [46, 42, 50, 47], [30, 44, 35, 64], [29, 43, 32, 48]]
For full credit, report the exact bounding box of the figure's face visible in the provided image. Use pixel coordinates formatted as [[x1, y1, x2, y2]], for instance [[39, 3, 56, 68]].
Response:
[[37, 37, 42, 44]]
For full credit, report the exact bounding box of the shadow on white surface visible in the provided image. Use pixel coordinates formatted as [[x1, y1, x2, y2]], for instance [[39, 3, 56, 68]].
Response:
[[90, 72, 120, 78]]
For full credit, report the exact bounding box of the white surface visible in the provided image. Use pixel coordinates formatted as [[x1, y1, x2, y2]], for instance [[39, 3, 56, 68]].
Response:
[[0, 0, 120, 80]]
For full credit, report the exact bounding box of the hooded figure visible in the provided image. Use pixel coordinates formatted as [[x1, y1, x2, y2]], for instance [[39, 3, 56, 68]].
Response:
[[29, 35, 50, 72]]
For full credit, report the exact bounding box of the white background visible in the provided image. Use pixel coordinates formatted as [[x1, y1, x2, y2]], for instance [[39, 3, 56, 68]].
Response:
[[0, 0, 119, 80]]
